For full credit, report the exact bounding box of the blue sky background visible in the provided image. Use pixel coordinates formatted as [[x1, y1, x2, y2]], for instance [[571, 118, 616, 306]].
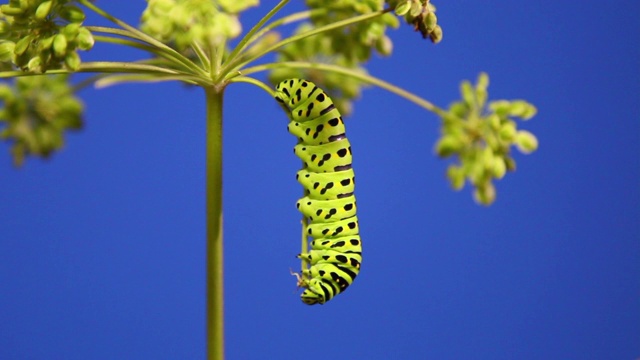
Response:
[[1, 1, 639, 359]]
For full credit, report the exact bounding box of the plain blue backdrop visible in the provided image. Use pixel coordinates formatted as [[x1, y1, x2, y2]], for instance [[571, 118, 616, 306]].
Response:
[[1, 1, 638, 359]]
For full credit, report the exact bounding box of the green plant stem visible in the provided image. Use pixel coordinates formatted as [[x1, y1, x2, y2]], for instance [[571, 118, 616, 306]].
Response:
[[242, 9, 319, 49], [240, 61, 447, 116], [87, 26, 208, 78], [205, 86, 224, 360], [224, 0, 291, 69], [228, 76, 273, 96]]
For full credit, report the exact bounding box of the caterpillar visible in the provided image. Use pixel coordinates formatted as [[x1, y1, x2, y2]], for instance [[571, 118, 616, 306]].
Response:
[[274, 79, 362, 305]]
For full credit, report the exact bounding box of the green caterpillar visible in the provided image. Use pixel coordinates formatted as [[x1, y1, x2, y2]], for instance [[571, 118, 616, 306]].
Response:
[[274, 79, 362, 305]]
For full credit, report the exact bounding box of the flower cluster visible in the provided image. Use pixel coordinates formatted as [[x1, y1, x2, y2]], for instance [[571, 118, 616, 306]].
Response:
[[270, 0, 399, 115], [435, 73, 538, 205], [387, 0, 442, 43], [140, 0, 257, 52], [0, 0, 94, 72], [306, 0, 399, 62], [0, 75, 83, 166]]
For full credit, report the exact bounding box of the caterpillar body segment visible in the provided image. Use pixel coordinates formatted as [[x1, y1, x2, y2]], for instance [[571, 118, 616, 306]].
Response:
[[274, 78, 362, 305], [296, 168, 355, 200]]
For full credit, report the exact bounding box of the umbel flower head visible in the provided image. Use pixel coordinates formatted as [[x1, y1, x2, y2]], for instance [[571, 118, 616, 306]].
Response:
[[0, 0, 94, 73], [435, 73, 538, 205], [140, 0, 257, 52], [0, 74, 83, 166]]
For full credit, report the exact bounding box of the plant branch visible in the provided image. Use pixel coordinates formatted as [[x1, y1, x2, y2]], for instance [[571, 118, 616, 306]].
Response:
[[242, 9, 319, 50], [240, 61, 446, 116], [224, 0, 291, 69], [228, 76, 273, 96]]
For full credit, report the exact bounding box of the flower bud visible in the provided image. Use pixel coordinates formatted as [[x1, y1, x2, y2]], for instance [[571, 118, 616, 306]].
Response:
[[76, 27, 94, 50], [429, 25, 443, 44], [423, 12, 437, 32], [509, 100, 537, 120], [62, 23, 81, 39], [64, 51, 80, 71], [0, 41, 15, 61], [38, 35, 54, 52], [409, 2, 423, 17], [375, 35, 393, 56], [27, 55, 42, 73], [473, 182, 496, 205], [59, 5, 85, 23], [35, 1, 53, 20], [460, 81, 474, 106], [499, 121, 517, 142], [515, 130, 538, 153], [492, 157, 506, 179], [447, 165, 465, 190], [14, 35, 32, 56], [435, 135, 463, 157], [53, 34, 68, 57], [0, 4, 25, 16]]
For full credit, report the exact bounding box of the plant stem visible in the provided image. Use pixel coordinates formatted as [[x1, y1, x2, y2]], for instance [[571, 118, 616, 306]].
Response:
[[240, 61, 447, 116], [224, 0, 291, 70], [205, 86, 224, 360]]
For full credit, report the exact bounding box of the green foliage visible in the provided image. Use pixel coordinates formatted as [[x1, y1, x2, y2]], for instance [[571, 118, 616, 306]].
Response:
[[436, 73, 538, 205], [0, 0, 94, 72], [0, 74, 83, 166]]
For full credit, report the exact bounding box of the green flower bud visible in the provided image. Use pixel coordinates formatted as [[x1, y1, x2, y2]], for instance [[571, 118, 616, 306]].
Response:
[[504, 156, 516, 171], [0, 4, 25, 16], [488, 114, 501, 130], [27, 55, 42, 73], [38, 35, 54, 52], [76, 27, 94, 50], [476, 72, 489, 91], [473, 182, 496, 205], [460, 81, 474, 106], [423, 12, 437, 32], [447, 165, 465, 190], [61, 23, 81, 39], [449, 102, 468, 118], [59, 5, 85, 23], [14, 35, 32, 56], [515, 130, 538, 153], [435, 135, 463, 157], [395, 0, 411, 16], [64, 51, 80, 71], [375, 35, 393, 56], [35, 0, 53, 20], [429, 25, 443, 44], [509, 100, 537, 120], [492, 157, 507, 179], [409, 2, 423, 17], [499, 121, 517, 142], [0, 41, 15, 61], [52, 34, 67, 57], [489, 100, 511, 117]]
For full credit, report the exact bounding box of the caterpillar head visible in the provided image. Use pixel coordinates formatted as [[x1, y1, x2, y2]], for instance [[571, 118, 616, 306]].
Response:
[[301, 288, 325, 305]]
